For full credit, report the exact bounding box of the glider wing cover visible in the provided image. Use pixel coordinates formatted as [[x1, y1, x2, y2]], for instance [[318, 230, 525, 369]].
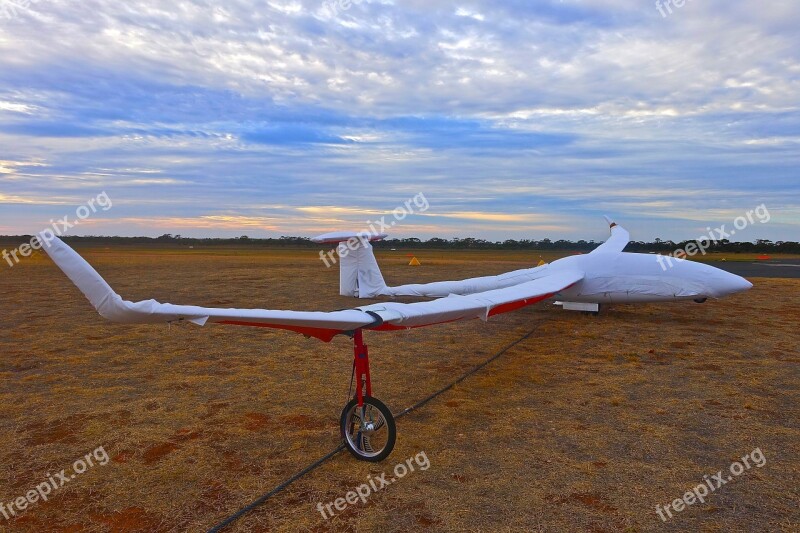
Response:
[[359, 268, 584, 329], [590, 217, 630, 255], [40, 234, 376, 341], [41, 234, 583, 340]]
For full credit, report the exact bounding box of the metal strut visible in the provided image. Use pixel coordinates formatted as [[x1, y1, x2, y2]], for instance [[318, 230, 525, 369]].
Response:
[[352, 329, 372, 407]]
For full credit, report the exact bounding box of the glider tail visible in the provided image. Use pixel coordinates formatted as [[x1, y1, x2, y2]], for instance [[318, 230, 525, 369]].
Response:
[[340, 238, 388, 298], [312, 232, 389, 298]]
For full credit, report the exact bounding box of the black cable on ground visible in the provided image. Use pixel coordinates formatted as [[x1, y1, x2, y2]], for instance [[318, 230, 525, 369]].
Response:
[[394, 325, 540, 420], [207, 324, 540, 532], [206, 444, 345, 533]]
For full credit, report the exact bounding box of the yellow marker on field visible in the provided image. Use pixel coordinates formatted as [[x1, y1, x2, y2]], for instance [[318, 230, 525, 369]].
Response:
[[409, 256, 421, 266], [537, 259, 546, 266]]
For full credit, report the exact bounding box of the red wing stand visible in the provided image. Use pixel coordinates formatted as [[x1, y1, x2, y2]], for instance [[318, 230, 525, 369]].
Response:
[[352, 329, 372, 406], [339, 329, 397, 461]]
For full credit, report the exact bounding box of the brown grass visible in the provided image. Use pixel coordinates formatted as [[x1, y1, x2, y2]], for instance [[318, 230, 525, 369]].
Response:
[[0, 247, 798, 532]]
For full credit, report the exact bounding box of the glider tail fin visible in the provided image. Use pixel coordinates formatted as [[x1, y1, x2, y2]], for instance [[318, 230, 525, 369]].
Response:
[[340, 238, 388, 298], [312, 232, 389, 298]]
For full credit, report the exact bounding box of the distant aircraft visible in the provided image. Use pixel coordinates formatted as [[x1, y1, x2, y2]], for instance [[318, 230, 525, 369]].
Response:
[[39, 218, 751, 461]]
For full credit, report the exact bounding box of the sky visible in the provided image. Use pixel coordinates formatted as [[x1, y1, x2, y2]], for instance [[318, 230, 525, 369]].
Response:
[[0, 0, 798, 242]]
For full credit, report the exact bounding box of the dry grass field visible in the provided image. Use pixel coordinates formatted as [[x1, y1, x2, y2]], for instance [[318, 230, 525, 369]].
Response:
[[0, 246, 798, 532]]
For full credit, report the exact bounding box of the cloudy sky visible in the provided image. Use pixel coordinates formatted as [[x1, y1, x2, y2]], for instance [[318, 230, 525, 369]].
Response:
[[0, 0, 798, 242]]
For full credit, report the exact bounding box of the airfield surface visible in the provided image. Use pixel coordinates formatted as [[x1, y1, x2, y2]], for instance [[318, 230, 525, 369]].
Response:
[[0, 247, 798, 532], [708, 259, 800, 279]]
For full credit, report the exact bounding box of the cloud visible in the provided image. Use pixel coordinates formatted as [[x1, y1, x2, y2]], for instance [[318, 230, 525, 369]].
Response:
[[242, 124, 352, 145], [0, 0, 797, 241], [0, 193, 76, 205], [0, 100, 38, 114], [423, 211, 554, 223]]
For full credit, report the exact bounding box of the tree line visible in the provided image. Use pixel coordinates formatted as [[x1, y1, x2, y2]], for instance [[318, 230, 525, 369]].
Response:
[[2, 234, 798, 254]]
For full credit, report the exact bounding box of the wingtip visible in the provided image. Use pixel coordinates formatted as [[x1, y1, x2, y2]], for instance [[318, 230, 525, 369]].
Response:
[[603, 215, 617, 228], [35, 231, 66, 252]]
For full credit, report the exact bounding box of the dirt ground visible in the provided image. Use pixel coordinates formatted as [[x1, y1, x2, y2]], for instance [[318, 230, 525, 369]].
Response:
[[0, 246, 797, 532]]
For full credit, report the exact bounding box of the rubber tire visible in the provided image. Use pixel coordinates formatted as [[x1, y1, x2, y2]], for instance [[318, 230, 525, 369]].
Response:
[[340, 396, 396, 462]]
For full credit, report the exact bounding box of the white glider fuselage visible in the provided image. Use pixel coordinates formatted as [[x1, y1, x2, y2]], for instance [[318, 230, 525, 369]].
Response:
[[553, 252, 752, 304], [375, 251, 752, 305], [315, 218, 752, 306], [330, 219, 754, 304]]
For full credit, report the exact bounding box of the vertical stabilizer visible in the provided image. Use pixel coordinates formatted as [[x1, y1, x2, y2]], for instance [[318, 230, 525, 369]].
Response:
[[312, 232, 389, 298]]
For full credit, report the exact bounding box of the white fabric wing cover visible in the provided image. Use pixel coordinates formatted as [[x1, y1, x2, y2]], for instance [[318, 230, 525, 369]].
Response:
[[381, 265, 552, 298], [371, 217, 623, 299], [360, 269, 583, 328], [590, 218, 630, 255], [41, 234, 583, 342], [40, 233, 376, 341]]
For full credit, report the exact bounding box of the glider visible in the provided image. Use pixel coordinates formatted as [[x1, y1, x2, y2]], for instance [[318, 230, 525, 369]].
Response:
[[39, 218, 752, 461]]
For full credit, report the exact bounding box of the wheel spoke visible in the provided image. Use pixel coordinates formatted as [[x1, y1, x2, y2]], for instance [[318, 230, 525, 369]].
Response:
[[360, 434, 375, 453]]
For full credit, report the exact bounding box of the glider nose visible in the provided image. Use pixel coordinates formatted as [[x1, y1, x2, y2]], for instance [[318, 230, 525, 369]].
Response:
[[714, 272, 753, 297]]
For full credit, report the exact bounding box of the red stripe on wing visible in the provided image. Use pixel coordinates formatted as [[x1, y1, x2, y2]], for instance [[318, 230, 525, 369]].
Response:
[[217, 321, 345, 342], [486, 292, 554, 317]]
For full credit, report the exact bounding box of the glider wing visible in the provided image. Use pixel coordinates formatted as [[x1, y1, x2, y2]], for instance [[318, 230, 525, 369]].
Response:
[[590, 216, 630, 255], [41, 234, 583, 341], [359, 269, 584, 329], [40, 234, 377, 341]]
